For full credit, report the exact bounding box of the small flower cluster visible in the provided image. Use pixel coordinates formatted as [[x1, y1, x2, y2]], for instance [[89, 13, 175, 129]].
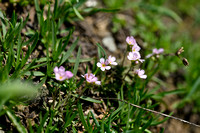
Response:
[[126, 36, 144, 64], [146, 48, 164, 58], [126, 36, 147, 79], [81, 73, 101, 85], [54, 36, 149, 84], [97, 55, 117, 71], [54, 66, 101, 85], [54, 66, 73, 81]]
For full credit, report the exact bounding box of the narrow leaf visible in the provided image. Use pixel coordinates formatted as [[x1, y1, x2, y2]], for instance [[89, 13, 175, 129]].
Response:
[[77, 102, 89, 131], [73, 6, 84, 20], [73, 46, 81, 76], [6, 110, 27, 133], [60, 38, 79, 65]]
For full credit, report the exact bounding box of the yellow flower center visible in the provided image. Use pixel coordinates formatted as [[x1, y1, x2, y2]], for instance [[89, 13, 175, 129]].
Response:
[[102, 64, 106, 67], [59, 76, 63, 79]]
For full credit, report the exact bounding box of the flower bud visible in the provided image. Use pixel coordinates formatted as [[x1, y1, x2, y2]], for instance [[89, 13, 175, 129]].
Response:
[[182, 58, 189, 66], [176, 47, 184, 56]]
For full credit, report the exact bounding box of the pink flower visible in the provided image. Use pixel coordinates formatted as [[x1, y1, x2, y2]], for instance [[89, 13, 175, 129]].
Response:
[[126, 36, 137, 45], [127, 52, 145, 64], [132, 44, 141, 52], [54, 66, 73, 81], [82, 73, 101, 85], [135, 69, 147, 79], [127, 51, 141, 61], [97, 58, 111, 71], [153, 48, 164, 54], [146, 48, 164, 58], [145, 53, 153, 58], [107, 55, 117, 65]]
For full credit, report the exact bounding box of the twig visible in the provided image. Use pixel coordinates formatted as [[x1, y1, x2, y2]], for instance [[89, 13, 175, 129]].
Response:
[[93, 97, 200, 128]]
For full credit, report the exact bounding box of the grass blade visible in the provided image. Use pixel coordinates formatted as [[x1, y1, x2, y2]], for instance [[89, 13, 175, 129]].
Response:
[[6, 110, 27, 133], [73, 6, 84, 20], [73, 46, 81, 76], [96, 43, 107, 58], [60, 38, 79, 65], [34, 0, 41, 25], [77, 101, 89, 132], [37, 112, 49, 133]]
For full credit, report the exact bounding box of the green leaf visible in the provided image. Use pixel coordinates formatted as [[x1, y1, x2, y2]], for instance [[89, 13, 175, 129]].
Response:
[[185, 76, 200, 99], [23, 71, 45, 76], [37, 112, 49, 133], [51, 20, 57, 60], [73, 46, 81, 76], [90, 111, 100, 127], [141, 117, 153, 131], [61, 28, 74, 52], [0, 10, 7, 39], [96, 43, 107, 58], [72, 94, 102, 103], [60, 38, 79, 65], [34, 0, 41, 25], [16, 33, 23, 67], [53, 0, 58, 17], [83, 8, 119, 15], [6, 110, 27, 133], [68, 58, 94, 63], [21, 32, 39, 68], [62, 111, 77, 132], [11, 11, 16, 26], [54, 39, 63, 60], [73, 6, 84, 20], [77, 102, 89, 132]]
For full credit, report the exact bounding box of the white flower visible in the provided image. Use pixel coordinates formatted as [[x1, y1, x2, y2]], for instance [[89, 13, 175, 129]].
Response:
[[107, 55, 117, 65], [126, 36, 137, 45], [97, 58, 111, 71], [127, 51, 141, 61], [132, 45, 141, 52], [82, 73, 101, 85], [135, 69, 147, 79]]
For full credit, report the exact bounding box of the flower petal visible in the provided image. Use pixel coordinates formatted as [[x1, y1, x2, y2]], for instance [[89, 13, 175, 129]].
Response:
[[95, 81, 101, 85], [66, 71, 73, 79], [54, 66, 59, 73], [97, 62, 102, 67], [100, 58, 105, 63], [101, 67, 106, 71], [105, 66, 111, 70], [140, 75, 147, 79], [59, 66, 65, 72]]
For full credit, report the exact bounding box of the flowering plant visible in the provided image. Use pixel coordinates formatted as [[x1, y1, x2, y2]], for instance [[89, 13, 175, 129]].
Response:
[[81, 73, 101, 85], [97, 55, 117, 71]]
